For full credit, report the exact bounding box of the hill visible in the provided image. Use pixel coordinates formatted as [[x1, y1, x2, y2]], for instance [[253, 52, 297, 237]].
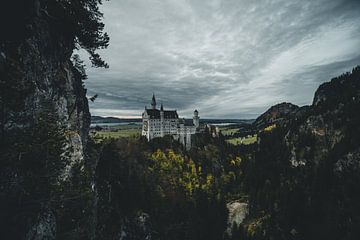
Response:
[[252, 102, 299, 129], [240, 66, 360, 240], [90, 67, 360, 240], [91, 116, 142, 123], [91, 115, 253, 124]]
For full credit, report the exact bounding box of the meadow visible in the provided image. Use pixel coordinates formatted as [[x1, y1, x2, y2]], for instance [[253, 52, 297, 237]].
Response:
[[225, 135, 257, 145], [91, 124, 142, 141], [91, 122, 258, 146], [218, 125, 257, 146]]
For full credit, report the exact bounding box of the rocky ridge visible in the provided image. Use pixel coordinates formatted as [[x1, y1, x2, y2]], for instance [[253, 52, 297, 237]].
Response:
[[243, 66, 360, 240], [0, 5, 91, 239]]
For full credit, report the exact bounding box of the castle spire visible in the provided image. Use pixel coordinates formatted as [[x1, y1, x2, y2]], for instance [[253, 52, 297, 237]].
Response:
[[151, 93, 156, 109], [160, 103, 164, 111]]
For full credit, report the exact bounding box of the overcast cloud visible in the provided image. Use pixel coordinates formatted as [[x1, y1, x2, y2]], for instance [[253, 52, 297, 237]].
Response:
[[82, 0, 360, 118]]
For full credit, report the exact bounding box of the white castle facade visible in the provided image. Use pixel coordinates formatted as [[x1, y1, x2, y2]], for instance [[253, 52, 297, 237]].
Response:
[[142, 94, 200, 149]]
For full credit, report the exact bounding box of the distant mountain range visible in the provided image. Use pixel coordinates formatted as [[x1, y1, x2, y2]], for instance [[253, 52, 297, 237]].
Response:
[[91, 116, 142, 123], [91, 115, 254, 125]]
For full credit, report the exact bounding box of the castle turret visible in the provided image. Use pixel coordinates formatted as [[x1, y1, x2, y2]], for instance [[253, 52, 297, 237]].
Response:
[[193, 109, 200, 128], [160, 103, 164, 137], [151, 94, 157, 109]]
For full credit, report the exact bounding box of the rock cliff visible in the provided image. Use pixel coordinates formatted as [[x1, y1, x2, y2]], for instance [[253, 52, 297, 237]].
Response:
[[0, 3, 91, 239]]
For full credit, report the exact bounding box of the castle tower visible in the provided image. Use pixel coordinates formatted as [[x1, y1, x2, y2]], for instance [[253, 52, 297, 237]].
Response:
[[151, 94, 157, 109], [193, 109, 200, 128], [160, 103, 164, 137]]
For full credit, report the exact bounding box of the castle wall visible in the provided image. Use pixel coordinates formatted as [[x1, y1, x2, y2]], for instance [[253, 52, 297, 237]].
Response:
[[141, 98, 199, 149]]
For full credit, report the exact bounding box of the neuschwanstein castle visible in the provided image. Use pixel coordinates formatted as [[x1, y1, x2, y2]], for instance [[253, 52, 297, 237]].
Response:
[[142, 94, 200, 149]]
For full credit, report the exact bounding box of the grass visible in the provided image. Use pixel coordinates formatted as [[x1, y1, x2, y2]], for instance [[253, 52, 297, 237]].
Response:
[[220, 128, 240, 136], [92, 124, 257, 146], [218, 125, 257, 146], [218, 126, 241, 136], [226, 134, 257, 146], [91, 124, 142, 141], [264, 124, 277, 132]]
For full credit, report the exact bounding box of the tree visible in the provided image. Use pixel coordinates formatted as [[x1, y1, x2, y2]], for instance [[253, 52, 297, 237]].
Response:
[[42, 0, 110, 67], [1, 0, 110, 68]]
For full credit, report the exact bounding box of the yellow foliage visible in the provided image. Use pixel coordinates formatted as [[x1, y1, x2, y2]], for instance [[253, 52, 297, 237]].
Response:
[[206, 175, 213, 186], [246, 214, 270, 237], [64, 130, 78, 138], [264, 124, 277, 132], [230, 156, 242, 166], [150, 149, 203, 196]]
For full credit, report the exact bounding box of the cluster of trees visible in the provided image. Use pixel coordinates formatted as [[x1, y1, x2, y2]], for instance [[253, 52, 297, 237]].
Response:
[[0, 103, 95, 239], [94, 130, 251, 240], [93, 67, 360, 240], [235, 67, 360, 240], [1, 0, 109, 68], [3, 0, 359, 238]]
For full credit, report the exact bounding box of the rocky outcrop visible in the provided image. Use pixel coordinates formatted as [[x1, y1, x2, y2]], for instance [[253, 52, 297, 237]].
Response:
[[285, 67, 360, 168], [118, 212, 153, 240], [0, 3, 91, 239], [226, 201, 248, 236], [25, 206, 56, 240]]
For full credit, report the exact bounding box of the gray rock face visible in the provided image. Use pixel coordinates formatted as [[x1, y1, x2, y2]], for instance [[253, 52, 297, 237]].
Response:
[[284, 67, 360, 168], [118, 212, 153, 240], [25, 207, 56, 240], [0, 9, 90, 240], [334, 149, 360, 174], [226, 201, 248, 236]]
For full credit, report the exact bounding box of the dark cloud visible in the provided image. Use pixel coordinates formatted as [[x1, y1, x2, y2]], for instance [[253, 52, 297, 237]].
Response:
[[82, 0, 360, 118]]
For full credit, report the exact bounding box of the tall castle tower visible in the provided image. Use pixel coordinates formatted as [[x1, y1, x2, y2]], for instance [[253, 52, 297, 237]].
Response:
[[160, 103, 164, 137], [151, 93, 156, 109], [193, 109, 200, 128]]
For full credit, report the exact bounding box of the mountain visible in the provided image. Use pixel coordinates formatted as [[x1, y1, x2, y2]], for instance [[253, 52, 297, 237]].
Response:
[[1, 3, 359, 237], [91, 116, 142, 123], [91, 116, 253, 124], [91, 67, 360, 240], [240, 66, 360, 240], [252, 102, 299, 129]]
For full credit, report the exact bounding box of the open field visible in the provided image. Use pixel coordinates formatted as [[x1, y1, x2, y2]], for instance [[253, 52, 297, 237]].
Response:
[[219, 127, 240, 136], [226, 134, 257, 145], [91, 124, 142, 140], [218, 125, 257, 146], [91, 122, 257, 145], [217, 125, 244, 136]]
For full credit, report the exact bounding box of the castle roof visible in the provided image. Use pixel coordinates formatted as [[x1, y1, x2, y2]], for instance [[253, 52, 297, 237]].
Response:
[[145, 109, 178, 119], [151, 94, 156, 109], [179, 118, 195, 126]]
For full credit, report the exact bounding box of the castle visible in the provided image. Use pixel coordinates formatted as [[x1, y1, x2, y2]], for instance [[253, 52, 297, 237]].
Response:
[[142, 94, 200, 149]]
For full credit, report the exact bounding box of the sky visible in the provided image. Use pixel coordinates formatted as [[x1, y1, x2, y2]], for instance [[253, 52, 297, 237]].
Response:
[[82, 0, 360, 119]]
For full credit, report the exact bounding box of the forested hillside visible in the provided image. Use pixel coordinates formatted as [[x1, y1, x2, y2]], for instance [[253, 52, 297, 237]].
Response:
[[1, 1, 359, 239], [92, 67, 360, 240], [92, 133, 247, 239], [239, 66, 360, 240]]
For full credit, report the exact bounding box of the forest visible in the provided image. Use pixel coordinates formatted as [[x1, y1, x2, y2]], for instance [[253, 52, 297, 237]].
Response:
[[1, 1, 359, 239]]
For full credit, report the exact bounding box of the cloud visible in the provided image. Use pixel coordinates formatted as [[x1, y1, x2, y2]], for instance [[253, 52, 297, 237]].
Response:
[[82, 0, 360, 118]]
